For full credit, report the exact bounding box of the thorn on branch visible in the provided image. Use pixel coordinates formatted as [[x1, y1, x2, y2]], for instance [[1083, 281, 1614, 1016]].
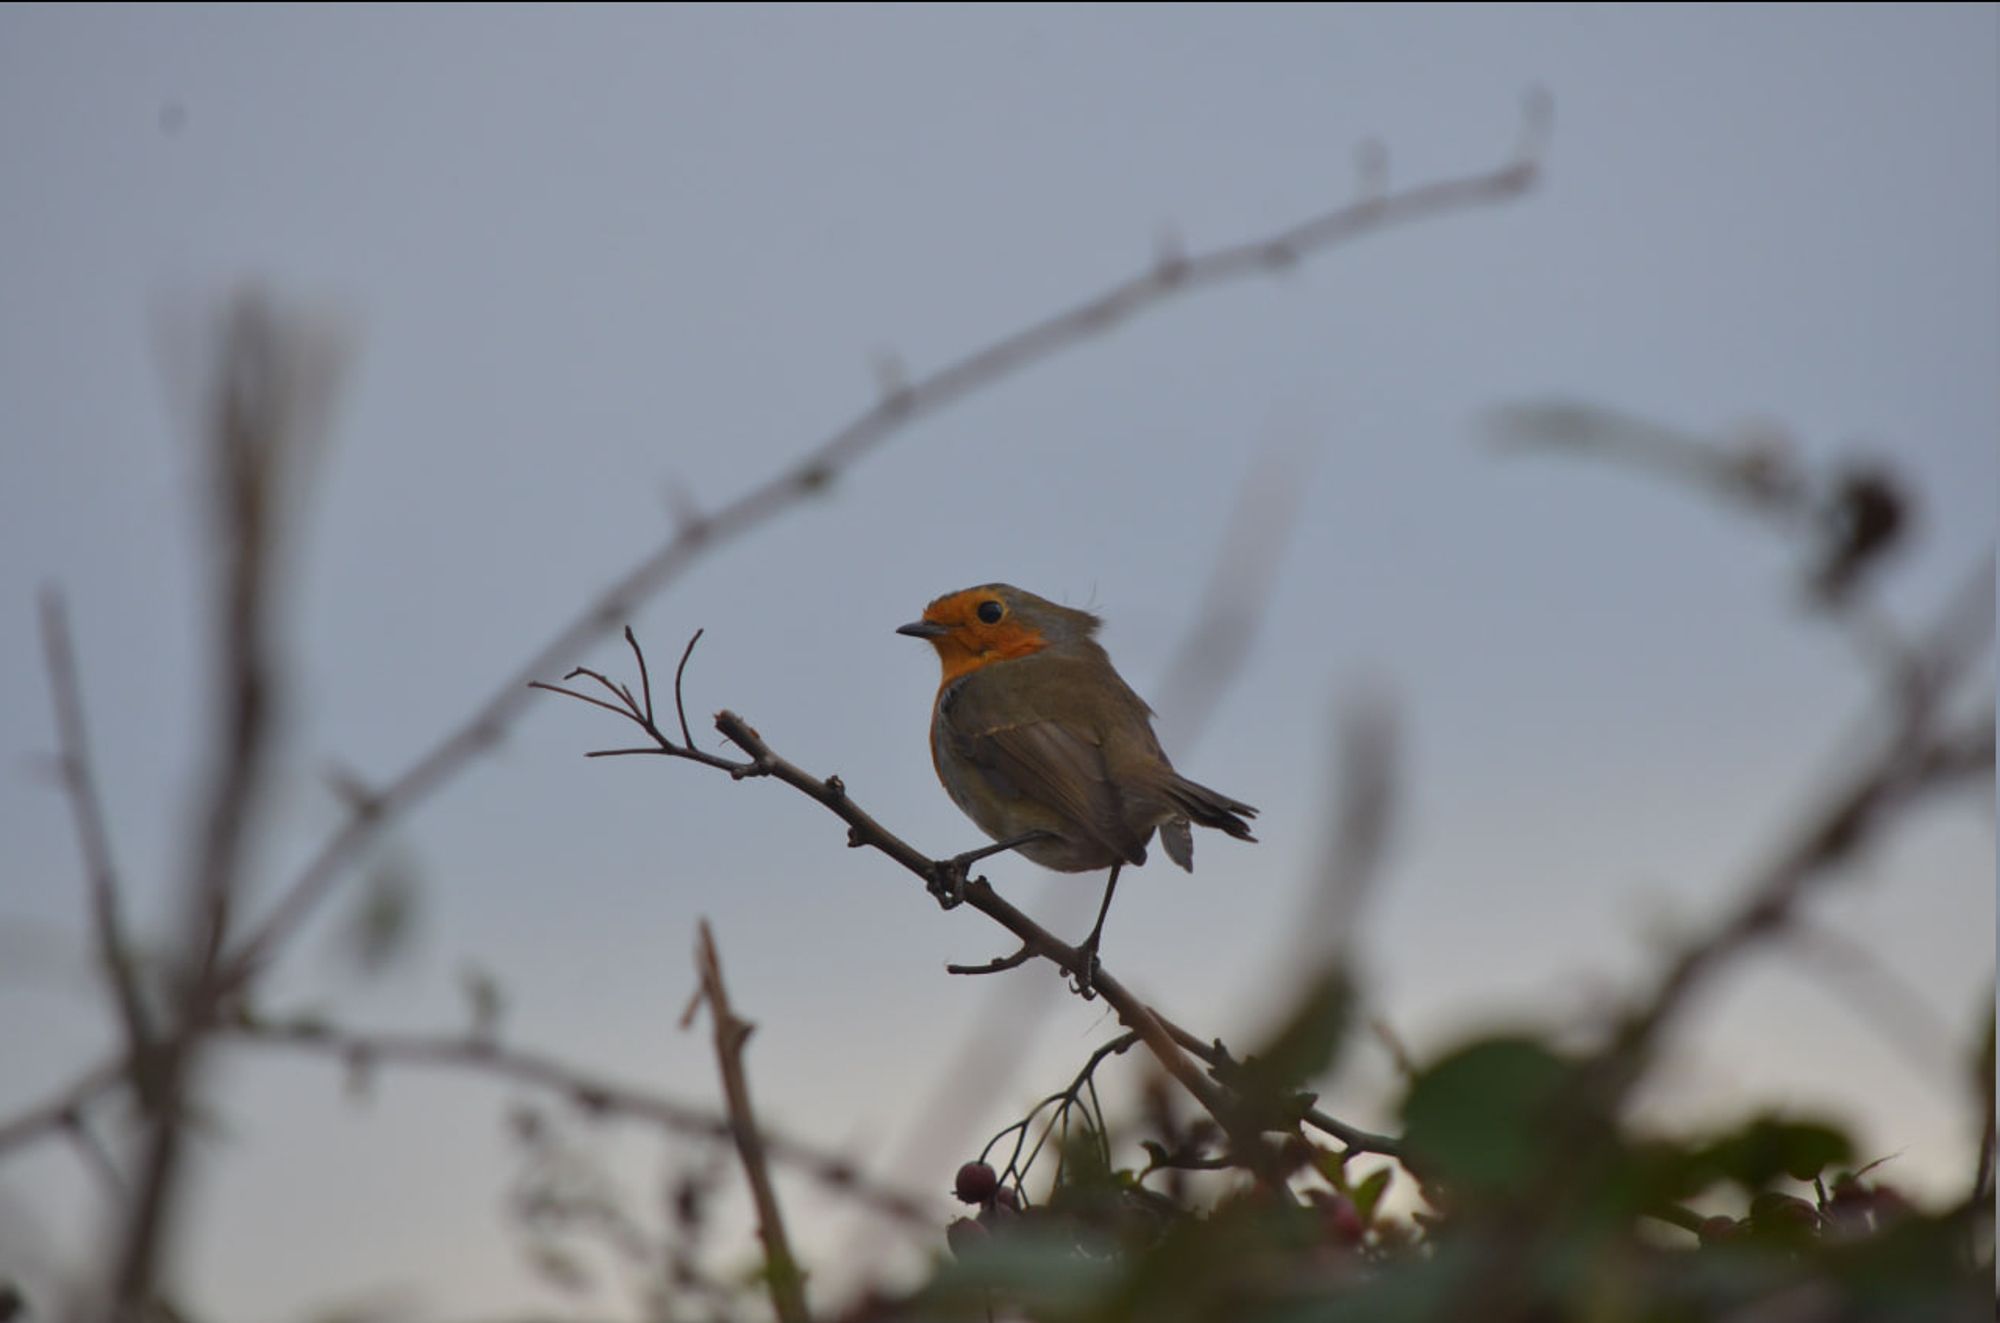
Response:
[[947, 943, 1037, 977], [1517, 84, 1556, 165], [664, 477, 707, 540], [927, 861, 969, 909], [323, 763, 382, 820], [1154, 225, 1189, 283], [1355, 138, 1389, 200], [871, 350, 911, 411]]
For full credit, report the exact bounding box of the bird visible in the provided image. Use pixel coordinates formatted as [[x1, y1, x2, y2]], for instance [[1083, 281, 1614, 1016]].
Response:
[[898, 583, 1257, 982]]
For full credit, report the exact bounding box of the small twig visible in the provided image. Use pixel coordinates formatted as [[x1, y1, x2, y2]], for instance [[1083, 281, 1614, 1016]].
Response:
[[980, 1032, 1140, 1188], [38, 588, 154, 1070], [1369, 1015, 1418, 1082], [0, 1058, 125, 1156], [687, 921, 808, 1323], [1148, 1014, 1403, 1157], [625, 627, 654, 725], [1594, 551, 1994, 1098], [61, 1108, 126, 1204], [672, 628, 703, 750], [945, 944, 1040, 977]]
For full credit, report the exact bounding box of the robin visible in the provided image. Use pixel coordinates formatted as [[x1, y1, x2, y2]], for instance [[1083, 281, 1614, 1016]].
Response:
[[898, 583, 1257, 980]]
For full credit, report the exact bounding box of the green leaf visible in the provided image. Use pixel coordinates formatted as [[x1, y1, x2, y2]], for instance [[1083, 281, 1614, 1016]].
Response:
[[1399, 1036, 1571, 1197], [1234, 966, 1354, 1113], [1702, 1115, 1854, 1190], [1352, 1165, 1393, 1222]]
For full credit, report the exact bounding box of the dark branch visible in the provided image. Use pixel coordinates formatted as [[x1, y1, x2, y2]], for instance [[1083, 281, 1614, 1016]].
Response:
[[672, 628, 703, 750], [538, 641, 1403, 1164], [686, 921, 809, 1323], [38, 588, 154, 1073]]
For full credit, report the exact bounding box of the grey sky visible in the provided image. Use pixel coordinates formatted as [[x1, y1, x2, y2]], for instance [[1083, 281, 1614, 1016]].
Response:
[[1, 5, 1993, 1318]]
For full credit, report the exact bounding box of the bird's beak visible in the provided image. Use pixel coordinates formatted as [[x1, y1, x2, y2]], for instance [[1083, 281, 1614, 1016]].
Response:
[[897, 619, 949, 639]]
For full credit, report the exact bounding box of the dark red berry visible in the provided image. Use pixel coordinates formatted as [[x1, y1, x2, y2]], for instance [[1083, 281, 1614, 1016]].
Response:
[[945, 1216, 988, 1257], [1329, 1197, 1365, 1244], [1307, 1190, 1364, 1244], [954, 1161, 998, 1205], [1698, 1215, 1740, 1245]]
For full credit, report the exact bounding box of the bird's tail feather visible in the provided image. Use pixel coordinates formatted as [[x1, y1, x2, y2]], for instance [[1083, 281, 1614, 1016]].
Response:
[[1157, 776, 1257, 871]]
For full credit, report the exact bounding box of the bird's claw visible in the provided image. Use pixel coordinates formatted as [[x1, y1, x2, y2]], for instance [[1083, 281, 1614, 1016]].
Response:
[[1067, 947, 1102, 1000], [928, 856, 972, 910]]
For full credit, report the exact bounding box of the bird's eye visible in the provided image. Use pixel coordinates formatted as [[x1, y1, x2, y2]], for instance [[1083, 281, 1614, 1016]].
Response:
[[976, 599, 1004, 624]]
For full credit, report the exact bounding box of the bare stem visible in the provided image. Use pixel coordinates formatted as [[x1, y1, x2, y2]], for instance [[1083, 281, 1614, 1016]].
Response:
[[687, 921, 809, 1323], [39, 589, 153, 1073]]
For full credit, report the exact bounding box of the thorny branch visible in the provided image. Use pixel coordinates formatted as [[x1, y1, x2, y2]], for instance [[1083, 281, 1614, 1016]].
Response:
[[532, 632, 1404, 1164], [38, 591, 154, 1074], [1594, 554, 1995, 1095], [0, 103, 1528, 1209], [0, 1059, 127, 1167], [115, 294, 341, 1317], [684, 921, 809, 1323], [213, 101, 1549, 997], [1491, 403, 1994, 1114]]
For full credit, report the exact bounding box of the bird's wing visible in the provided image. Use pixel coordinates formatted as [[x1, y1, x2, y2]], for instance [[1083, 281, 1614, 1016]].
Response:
[[941, 678, 1147, 865]]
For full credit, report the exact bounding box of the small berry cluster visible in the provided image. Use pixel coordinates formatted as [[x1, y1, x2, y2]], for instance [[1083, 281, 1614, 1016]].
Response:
[[945, 1160, 1024, 1256]]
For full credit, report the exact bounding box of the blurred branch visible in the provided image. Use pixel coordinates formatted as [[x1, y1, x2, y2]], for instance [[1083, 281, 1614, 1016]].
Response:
[[1597, 552, 1994, 1095], [1304, 690, 1399, 966], [1153, 436, 1318, 752], [63, 1112, 126, 1207], [1779, 918, 1960, 1082], [0, 1057, 125, 1162], [117, 291, 343, 1315], [1489, 401, 1917, 669], [38, 590, 153, 1074], [219, 1013, 934, 1229], [683, 922, 807, 1323], [216, 102, 1547, 997]]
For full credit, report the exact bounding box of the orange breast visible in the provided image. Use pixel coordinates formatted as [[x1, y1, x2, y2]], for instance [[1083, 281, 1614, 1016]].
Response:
[[931, 621, 1047, 686]]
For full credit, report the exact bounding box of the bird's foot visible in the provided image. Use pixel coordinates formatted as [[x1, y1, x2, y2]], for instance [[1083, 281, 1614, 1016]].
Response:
[[1067, 940, 1102, 1000], [927, 853, 979, 910]]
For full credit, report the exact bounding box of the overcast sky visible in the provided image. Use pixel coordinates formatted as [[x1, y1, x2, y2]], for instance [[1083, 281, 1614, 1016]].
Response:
[[1, 5, 1994, 1319]]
